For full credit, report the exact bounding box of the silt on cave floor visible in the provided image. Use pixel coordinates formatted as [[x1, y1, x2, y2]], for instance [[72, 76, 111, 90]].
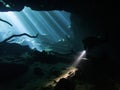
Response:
[[0, 42, 120, 90]]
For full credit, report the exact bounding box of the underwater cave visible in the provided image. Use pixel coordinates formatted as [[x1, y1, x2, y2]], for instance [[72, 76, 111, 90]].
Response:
[[0, 0, 119, 90]]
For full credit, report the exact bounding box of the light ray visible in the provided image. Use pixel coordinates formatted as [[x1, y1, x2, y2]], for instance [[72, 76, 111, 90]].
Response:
[[0, 7, 72, 53], [72, 50, 86, 67]]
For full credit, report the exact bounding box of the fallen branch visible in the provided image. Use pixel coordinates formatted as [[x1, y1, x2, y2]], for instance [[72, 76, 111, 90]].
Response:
[[0, 18, 13, 26], [1, 33, 39, 43]]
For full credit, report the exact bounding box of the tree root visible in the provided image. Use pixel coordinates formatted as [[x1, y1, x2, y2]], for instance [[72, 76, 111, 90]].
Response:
[[1, 33, 39, 43]]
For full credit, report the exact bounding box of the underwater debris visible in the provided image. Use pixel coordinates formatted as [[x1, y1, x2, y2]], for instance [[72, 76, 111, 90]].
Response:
[[0, 18, 12, 26], [1, 33, 39, 43], [45, 66, 77, 88]]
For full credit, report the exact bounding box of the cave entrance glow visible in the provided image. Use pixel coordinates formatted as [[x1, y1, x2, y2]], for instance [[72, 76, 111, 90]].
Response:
[[0, 7, 73, 53]]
